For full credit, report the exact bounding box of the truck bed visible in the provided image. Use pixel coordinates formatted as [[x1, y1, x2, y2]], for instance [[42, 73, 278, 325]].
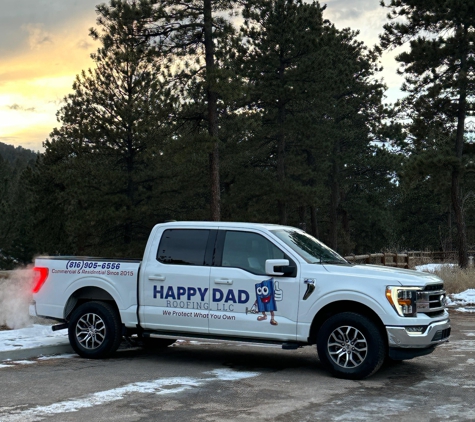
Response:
[[32, 256, 141, 326]]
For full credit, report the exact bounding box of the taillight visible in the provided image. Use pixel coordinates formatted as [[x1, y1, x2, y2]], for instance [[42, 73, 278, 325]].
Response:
[[32, 267, 49, 293]]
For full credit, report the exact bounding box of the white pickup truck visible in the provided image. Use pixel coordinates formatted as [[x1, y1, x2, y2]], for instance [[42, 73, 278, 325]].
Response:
[[30, 221, 450, 379]]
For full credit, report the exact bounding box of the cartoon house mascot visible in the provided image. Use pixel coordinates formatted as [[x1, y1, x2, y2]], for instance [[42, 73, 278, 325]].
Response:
[[254, 278, 283, 326]]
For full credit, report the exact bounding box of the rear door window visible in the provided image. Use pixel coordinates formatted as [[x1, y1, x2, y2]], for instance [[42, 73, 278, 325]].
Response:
[[157, 229, 210, 265]]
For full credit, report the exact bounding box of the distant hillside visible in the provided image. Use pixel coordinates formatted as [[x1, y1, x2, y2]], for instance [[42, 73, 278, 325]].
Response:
[[0, 142, 38, 166]]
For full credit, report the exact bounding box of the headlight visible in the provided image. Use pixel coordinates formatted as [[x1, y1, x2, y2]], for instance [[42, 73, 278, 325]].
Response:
[[386, 286, 421, 317]]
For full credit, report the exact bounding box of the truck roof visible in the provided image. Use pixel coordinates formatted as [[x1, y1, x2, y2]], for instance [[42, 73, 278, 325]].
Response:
[[155, 221, 297, 231]]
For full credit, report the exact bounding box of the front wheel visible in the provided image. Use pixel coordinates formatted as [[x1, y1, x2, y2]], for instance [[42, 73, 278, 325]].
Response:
[[68, 301, 122, 359], [316, 312, 386, 379]]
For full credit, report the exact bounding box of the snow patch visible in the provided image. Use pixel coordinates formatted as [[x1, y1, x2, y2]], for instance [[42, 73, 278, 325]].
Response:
[[447, 289, 475, 312], [415, 263, 457, 272], [0, 324, 68, 354], [37, 354, 76, 361], [206, 368, 260, 381]]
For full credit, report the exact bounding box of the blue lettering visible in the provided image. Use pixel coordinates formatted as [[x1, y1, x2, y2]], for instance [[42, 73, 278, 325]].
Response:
[[153, 285, 164, 299], [224, 289, 237, 303], [177, 286, 186, 300], [164, 286, 176, 300], [213, 288, 224, 302], [187, 287, 197, 300], [197, 287, 208, 301], [238, 290, 250, 304]]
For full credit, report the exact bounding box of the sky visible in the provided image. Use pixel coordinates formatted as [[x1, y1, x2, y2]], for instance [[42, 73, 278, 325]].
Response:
[[0, 0, 406, 152]]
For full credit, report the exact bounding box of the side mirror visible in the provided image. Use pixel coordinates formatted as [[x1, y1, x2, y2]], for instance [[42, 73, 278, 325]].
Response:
[[265, 259, 290, 276]]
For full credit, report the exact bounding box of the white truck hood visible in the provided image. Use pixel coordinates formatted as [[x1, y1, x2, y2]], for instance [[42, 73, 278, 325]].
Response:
[[305, 263, 443, 288]]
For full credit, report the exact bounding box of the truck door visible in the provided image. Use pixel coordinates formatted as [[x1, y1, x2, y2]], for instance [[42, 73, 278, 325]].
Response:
[[208, 229, 299, 341], [140, 228, 216, 334]]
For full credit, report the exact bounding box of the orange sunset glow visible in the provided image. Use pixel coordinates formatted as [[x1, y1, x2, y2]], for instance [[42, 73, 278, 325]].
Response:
[[0, 0, 403, 152]]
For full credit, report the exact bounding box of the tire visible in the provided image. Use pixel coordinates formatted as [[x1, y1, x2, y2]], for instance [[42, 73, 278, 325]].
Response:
[[316, 312, 386, 380], [68, 301, 122, 359], [141, 337, 176, 349]]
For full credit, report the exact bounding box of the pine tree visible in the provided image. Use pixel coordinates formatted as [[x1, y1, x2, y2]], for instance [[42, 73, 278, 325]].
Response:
[[144, 0, 239, 221], [0, 147, 37, 268], [31, 0, 171, 256], [380, 0, 475, 266], [237, 0, 388, 254], [238, 0, 332, 225]]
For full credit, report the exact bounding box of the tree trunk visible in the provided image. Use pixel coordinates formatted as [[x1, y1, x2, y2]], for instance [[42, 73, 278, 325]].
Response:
[[298, 206, 307, 231], [277, 53, 287, 225], [124, 129, 134, 245], [452, 171, 467, 267], [310, 206, 318, 238], [204, 0, 220, 221], [452, 26, 468, 267], [329, 139, 340, 250]]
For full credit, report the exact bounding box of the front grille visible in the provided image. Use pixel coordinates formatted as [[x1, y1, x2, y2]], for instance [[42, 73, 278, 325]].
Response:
[[424, 284, 444, 291], [417, 286, 446, 317], [432, 328, 451, 342]]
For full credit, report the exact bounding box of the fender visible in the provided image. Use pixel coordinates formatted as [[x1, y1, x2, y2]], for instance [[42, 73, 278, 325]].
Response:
[[298, 289, 390, 325], [297, 290, 392, 342], [63, 275, 134, 320], [303, 290, 390, 322]]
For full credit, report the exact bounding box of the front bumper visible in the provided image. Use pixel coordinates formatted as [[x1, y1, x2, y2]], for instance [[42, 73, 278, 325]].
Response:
[[386, 318, 451, 348]]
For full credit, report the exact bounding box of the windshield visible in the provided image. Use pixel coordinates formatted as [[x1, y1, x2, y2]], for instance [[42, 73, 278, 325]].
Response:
[[271, 229, 349, 265]]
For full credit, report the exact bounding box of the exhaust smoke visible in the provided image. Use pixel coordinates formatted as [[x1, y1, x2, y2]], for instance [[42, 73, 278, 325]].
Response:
[[0, 267, 34, 330]]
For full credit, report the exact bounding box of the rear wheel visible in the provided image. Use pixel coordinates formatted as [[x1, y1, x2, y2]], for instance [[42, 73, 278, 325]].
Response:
[[317, 312, 386, 379], [68, 301, 122, 359]]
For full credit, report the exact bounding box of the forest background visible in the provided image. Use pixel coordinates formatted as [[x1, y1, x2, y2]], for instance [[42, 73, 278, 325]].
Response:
[[0, 0, 473, 270]]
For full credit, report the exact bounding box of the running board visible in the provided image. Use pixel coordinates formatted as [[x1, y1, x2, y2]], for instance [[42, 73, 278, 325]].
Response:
[[143, 331, 305, 349], [282, 342, 300, 350]]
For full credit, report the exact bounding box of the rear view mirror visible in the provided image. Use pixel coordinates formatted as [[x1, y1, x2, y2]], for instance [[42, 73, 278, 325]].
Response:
[[265, 259, 290, 276]]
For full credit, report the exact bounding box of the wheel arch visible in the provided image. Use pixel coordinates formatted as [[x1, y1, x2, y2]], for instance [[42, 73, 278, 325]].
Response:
[[64, 286, 120, 321], [308, 300, 387, 345]]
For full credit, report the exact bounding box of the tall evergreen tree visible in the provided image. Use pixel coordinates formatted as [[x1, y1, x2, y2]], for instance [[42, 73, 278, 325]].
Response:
[[31, 0, 170, 256], [239, 0, 330, 226], [144, 0, 239, 221], [318, 29, 386, 252], [0, 146, 37, 268], [237, 0, 388, 254], [380, 0, 475, 266]]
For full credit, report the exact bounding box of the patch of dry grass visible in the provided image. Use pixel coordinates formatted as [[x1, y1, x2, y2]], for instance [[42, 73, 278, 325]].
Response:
[[425, 265, 475, 294]]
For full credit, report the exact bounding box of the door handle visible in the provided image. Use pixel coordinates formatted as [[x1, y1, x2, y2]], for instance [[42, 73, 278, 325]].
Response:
[[214, 278, 233, 285], [148, 275, 166, 282]]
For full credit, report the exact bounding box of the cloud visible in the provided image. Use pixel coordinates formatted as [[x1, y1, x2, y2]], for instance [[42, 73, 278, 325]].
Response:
[[22, 24, 54, 50], [0, 122, 52, 152], [0, 136, 19, 143], [7, 103, 36, 112], [77, 39, 93, 50], [324, 0, 381, 21], [0, 0, 99, 58], [47, 98, 66, 106], [0, 3, 101, 154]]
